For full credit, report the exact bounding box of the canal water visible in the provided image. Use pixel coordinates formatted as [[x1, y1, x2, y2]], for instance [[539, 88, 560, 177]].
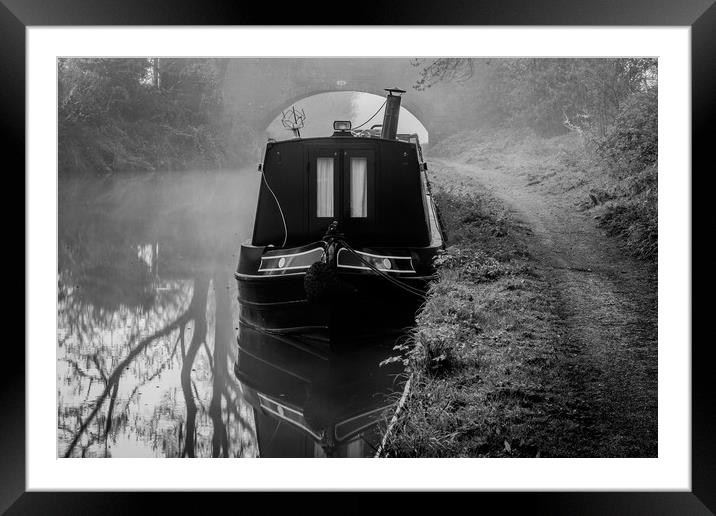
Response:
[[57, 170, 407, 458]]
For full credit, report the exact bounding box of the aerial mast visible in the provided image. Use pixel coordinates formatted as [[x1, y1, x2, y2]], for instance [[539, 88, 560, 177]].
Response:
[[281, 105, 306, 138]]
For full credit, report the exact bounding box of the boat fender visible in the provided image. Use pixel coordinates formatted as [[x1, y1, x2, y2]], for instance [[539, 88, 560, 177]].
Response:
[[304, 262, 356, 303]]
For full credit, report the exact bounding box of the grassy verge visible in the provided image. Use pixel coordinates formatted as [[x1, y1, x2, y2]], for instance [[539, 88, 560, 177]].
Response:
[[380, 186, 592, 457], [379, 126, 657, 457], [430, 128, 657, 261]]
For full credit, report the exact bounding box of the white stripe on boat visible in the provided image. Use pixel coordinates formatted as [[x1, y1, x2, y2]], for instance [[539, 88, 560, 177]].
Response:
[[337, 248, 412, 260], [235, 271, 307, 279], [262, 248, 325, 260], [259, 265, 313, 272], [337, 264, 416, 274]]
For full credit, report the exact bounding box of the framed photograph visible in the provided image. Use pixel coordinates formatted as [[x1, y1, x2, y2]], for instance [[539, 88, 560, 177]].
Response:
[[9, 0, 710, 512]]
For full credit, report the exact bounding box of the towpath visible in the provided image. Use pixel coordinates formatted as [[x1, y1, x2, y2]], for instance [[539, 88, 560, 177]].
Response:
[[429, 157, 658, 456]]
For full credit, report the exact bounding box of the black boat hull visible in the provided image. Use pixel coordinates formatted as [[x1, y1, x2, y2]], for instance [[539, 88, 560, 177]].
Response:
[[236, 270, 430, 335]]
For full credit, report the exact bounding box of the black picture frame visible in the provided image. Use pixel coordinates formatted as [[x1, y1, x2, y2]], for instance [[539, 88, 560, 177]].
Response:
[[7, 0, 711, 513]]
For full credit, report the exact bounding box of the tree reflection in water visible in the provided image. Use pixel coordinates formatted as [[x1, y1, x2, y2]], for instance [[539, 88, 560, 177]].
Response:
[[57, 172, 259, 458], [58, 270, 258, 458]]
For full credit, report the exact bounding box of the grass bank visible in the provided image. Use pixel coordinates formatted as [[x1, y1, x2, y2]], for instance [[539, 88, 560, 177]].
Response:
[[380, 185, 590, 457]]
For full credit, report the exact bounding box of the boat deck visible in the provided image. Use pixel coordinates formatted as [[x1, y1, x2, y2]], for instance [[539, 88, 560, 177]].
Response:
[[426, 193, 444, 249]]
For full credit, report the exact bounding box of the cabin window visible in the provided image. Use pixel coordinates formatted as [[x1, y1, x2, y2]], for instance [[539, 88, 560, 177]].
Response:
[[349, 157, 368, 218], [316, 157, 334, 217]]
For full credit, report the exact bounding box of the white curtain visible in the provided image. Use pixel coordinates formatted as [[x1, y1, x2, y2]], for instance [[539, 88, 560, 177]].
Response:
[[350, 157, 367, 218], [317, 158, 333, 217]]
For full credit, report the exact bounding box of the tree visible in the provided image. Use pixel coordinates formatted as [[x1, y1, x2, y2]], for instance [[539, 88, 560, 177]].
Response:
[[58, 58, 247, 175], [410, 58, 657, 137]]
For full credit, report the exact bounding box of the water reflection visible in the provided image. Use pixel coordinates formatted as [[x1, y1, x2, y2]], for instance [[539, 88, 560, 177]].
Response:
[[236, 324, 406, 458], [57, 171, 409, 458], [57, 171, 260, 458], [58, 268, 259, 457]]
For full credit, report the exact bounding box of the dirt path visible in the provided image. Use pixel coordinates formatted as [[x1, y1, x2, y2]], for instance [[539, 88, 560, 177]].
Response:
[[430, 158, 658, 456]]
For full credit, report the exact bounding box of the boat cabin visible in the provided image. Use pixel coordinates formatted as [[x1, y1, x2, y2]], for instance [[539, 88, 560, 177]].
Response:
[[252, 132, 432, 249]]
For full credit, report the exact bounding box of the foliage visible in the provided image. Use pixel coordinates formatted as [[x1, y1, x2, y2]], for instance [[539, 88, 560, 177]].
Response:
[[596, 88, 658, 176], [596, 164, 658, 260], [58, 58, 256, 175], [588, 88, 658, 260], [410, 58, 475, 90], [411, 58, 657, 137]]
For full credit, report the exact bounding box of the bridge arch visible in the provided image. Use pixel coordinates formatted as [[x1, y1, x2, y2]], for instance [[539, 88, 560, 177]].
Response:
[[221, 58, 464, 145], [257, 87, 431, 137]]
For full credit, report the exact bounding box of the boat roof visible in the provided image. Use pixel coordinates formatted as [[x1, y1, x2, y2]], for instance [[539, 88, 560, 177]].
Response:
[[266, 134, 417, 149]]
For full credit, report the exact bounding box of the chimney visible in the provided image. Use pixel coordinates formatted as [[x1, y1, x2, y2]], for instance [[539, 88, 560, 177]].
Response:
[[380, 87, 406, 140]]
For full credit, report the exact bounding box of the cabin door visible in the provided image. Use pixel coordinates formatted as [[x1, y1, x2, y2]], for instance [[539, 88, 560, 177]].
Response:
[[308, 148, 375, 239], [308, 149, 340, 237], [340, 149, 375, 236]]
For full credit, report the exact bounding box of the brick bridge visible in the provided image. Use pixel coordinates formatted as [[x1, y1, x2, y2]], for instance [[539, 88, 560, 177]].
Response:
[[222, 58, 475, 146]]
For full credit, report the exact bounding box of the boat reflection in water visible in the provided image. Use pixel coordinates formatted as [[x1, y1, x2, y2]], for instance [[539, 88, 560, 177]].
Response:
[[235, 322, 407, 458]]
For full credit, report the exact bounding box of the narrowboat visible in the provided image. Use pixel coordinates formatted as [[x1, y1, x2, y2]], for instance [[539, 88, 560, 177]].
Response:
[[236, 88, 445, 334]]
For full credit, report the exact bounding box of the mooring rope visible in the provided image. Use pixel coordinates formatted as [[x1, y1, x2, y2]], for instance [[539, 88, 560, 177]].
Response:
[[338, 239, 428, 298], [261, 169, 288, 248]]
